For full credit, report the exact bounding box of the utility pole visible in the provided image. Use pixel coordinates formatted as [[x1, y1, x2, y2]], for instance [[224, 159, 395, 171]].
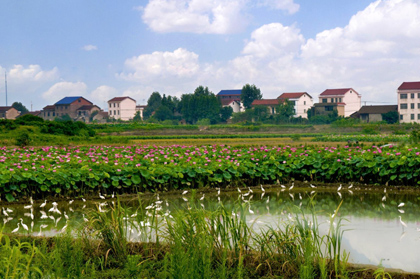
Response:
[[4, 71, 7, 106]]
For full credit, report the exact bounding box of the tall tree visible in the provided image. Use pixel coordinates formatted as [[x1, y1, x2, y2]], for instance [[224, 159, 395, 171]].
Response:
[[179, 86, 221, 124], [12, 102, 29, 113], [241, 84, 262, 109], [143, 92, 162, 119]]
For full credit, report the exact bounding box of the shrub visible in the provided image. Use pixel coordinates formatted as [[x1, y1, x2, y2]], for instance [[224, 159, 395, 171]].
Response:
[[15, 129, 31, 147]]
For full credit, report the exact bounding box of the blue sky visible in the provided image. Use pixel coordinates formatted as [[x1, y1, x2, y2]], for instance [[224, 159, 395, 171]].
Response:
[[1, 0, 419, 111]]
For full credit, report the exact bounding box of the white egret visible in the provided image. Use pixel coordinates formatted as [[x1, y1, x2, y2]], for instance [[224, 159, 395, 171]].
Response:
[[216, 187, 220, 195], [99, 192, 106, 200], [237, 187, 242, 193], [337, 192, 342, 199], [382, 196, 386, 202], [82, 197, 86, 202], [39, 224, 48, 236], [398, 203, 405, 208], [248, 187, 253, 193], [2, 208, 9, 216], [398, 209, 405, 214], [83, 214, 89, 222], [20, 218, 28, 231], [30, 196, 33, 204], [49, 202, 61, 214], [348, 190, 354, 195], [310, 184, 316, 188], [289, 183, 294, 190], [280, 184, 286, 189], [40, 200, 47, 208], [260, 185, 265, 192], [6, 208, 13, 213], [12, 223, 20, 233], [310, 191, 316, 195], [200, 194, 205, 201], [69, 200, 74, 205], [64, 211, 69, 220], [299, 193, 302, 200], [131, 212, 138, 218], [60, 221, 68, 233], [399, 216, 407, 230], [289, 193, 294, 200], [248, 205, 254, 214], [348, 183, 353, 189], [182, 190, 188, 195], [24, 204, 32, 209], [337, 184, 342, 191]]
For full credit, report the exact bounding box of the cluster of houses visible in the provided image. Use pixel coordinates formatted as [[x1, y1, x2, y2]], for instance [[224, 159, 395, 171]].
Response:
[[0, 81, 419, 124], [218, 81, 420, 123]]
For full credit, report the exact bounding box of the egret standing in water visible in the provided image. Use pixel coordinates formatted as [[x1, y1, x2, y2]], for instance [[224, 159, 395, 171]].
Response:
[[19, 218, 28, 231], [12, 223, 20, 233], [399, 216, 407, 231]]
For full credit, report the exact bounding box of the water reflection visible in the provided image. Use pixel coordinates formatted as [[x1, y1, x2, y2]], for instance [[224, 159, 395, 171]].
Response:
[[2, 186, 420, 272]]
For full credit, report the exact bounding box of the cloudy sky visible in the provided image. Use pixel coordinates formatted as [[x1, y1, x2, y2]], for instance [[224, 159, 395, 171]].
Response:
[[1, 0, 419, 111]]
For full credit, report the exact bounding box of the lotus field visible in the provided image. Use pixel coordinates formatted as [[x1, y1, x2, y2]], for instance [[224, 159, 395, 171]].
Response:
[[1, 144, 419, 201]]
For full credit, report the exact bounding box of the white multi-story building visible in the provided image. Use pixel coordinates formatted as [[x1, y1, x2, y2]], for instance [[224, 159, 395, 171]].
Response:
[[318, 88, 361, 117], [278, 92, 313, 119], [108, 97, 136, 121], [397, 81, 420, 123]]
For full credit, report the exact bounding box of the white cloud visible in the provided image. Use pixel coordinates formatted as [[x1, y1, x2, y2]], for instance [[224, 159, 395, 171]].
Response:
[[141, 0, 249, 34], [90, 85, 118, 105], [119, 48, 200, 82], [8, 64, 58, 82], [257, 0, 299, 14], [42, 81, 87, 101], [82, 45, 98, 51], [242, 23, 304, 58]]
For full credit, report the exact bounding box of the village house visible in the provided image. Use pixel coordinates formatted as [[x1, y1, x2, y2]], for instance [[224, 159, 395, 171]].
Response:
[[75, 105, 101, 123], [278, 92, 313, 118], [41, 105, 56, 120], [0, 106, 20, 120], [397, 81, 420, 123], [135, 105, 146, 119], [92, 111, 109, 123], [350, 105, 398, 123], [318, 88, 361, 117], [251, 99, 280, 114], [108, 97, 136, 121], [217, 90, 244, 113]]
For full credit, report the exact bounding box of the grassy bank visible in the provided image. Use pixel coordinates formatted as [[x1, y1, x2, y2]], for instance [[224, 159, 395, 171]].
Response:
[[2, 200, 412, 279]]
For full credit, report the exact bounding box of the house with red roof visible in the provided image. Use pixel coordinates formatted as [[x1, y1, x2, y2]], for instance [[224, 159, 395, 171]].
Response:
[[108, 96, 136, 121], [397, 81, 420, 123], [251, 99, 280, 114], [278, 92, 313, 119], [318, 88, 361, 117]]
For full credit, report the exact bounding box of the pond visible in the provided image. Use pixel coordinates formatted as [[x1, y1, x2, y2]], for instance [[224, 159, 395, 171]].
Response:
[[2, 185, 420, 273]]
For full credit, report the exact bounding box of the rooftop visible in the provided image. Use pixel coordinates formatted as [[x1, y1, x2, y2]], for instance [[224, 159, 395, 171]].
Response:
[[108, 96, 136, 102], [398, 81, 420, 91], [320, 88, 357, 96], [217, 89, 242, 96], [251, 99, 280, 106], [55, 96, 91, 105], [278, 92, 312, 99]]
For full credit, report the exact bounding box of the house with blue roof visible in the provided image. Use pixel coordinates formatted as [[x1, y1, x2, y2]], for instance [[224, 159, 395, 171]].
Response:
[[217, 89, 244, 113], [41, 96, 95, 121]]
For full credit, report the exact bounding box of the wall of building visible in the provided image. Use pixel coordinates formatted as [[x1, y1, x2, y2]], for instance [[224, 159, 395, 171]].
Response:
[[294, 95, 313, 119], [398, 90, 420, 123], [109, 99, 136, 120], [342, 90, 361, 117]]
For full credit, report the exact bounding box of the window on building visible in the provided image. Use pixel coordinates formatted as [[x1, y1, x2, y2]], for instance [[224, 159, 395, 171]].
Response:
[[418, 114, 420, 120], [113, 103, 116, 108], [411, 114, 415, 120], [53, 112, 55, 116], [304, 109, 306, 113], [118, 110, 120, 115], [114, 110, 116, 115], [400, 94, 407, 99], [109, 104, 111, 108], [47, 112, 50, 116], [304, 101, 306, 105], [325, 106, 333, 111], [400, 115, 403, 120], [339, 98, 342, 102], [418, 103, 420, 109], [418, 93, 420, 99], [400, 104, 408, 109], [411, 103, 415, 109], [322, 98, 327, 103], [411, 93, 415, 99]]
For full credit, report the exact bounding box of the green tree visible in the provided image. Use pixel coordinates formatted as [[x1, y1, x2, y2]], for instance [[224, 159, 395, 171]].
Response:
[[220, 106, 233, 122], [241, 84, 262, 109], [133, 111, 142, 122], [154, 106, 174, 121], [382, 111, 399, 124], [143, 92, 162, 119], [12, 102, 29, 114], [179, 86, 221, 124]]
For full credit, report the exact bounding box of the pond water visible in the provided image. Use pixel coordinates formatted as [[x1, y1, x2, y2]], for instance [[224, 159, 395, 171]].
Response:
[[2, 185, 420, 273]]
